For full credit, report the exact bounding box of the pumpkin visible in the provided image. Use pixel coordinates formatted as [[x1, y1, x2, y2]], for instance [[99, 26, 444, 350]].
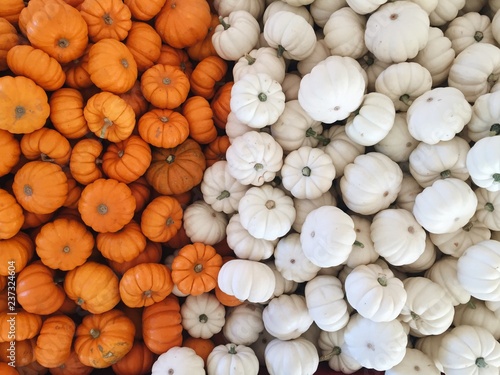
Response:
[[80, 0, 132, 42], [16, 262, 66, 315], [203, 135, 230, 167], [0, 130, 20, 177], [156, 44, 193, 77], [171, 242, 222, 296], [0, 309, 42, 342], [213, 0, 265, 18], [182, 96, 218, 144], [119, 263, 173, 308], [207, 344, 260, 375], [20, 128, 72, 167], [0, 0, 24, 27], [189, 55, 228, 100], [124, 21, 162, 73], [74, 309, 135, 368], [0, 76, 50, 134], [146, 138, 206, 196], [475, 187, 500, 231], [151, 346, 205, 375], [0, 232, 34, 276], [6, 45, 65, 92], [264, 338, 319, 375], [425, 256, 471, 306], [25, 1, 88, 64], [96, 220, 146, 263], [211, 82, 233, 129], [183, 200, 228, 245], [386, 348, 440, 375], [84, 91, 136, 142], [109, 240, 162, 275], [296, 39, 330, 77], [0, 189, 24, 240], [454, 297, 500, 340], [18, 0, 66, 36], [142, 295, 183, 355], [429, 0, 467, 26], [34, 315, 75, 368], [128, 177, 151, 214], [138, 108, 189, 149], [62, 43, 93, 90], [124, 0, 165, 20], [0, 338, 36, 367], [186, 13, 218, 62], [119, 80, 149, 119], [64, 261, 120, 314], [102, 135, 152, 184], [183, 337, 215, 365], [69, 138, 104, 185], [78, 178, 136, 233], [467, 90, 500, 141], [49, 88, 89, 139], [181, 293, 225, 339], [318, 327, 362, 374], [466, 135, 500, 192], [140, 196, 182, 242], [445, 12, 495, 55], [143, 64, 189, 110], [222, 302, 263, 345], [111, 340, 155, 375], [48, 349, 93, 375]]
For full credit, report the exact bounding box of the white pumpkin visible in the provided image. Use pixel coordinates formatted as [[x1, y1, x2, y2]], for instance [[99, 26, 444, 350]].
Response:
[[375, 62, 433, 111], [454, 297, 500, 340], [183, 200, 228, 245], [226, 131, 283, 186], [429, 0, 466, 26], [274, 232, 321, 283], [448, 43, 500, 103], [281, 0, 314, 6], [233, 47, 286, 84], [292, 190, 337, 233], [319, 125, 365, 179], [343, 313, 407, 371], [213, 0, 266, 19], [180, 293, 225, 339], [345, 92, 395, 147], [406, 87, 472, 145], [397, 235, 438, 274], [399, 277, 455, 337], [296, 40, 331, 77], [467, 90, 500, 142], [438, 325, 500, 375], [264, 337, 319, 375], [304, 275, 349, 332], [207, 344, 259, 375], [493, 6, 500, 43], [374, 112, 418, 163], [151, 347, 206, 375], [457, 239, 500, 301], [392, 174, 424, 213], [346, 0, 387, 14], [323, 7, 368, 59], [237, 184, 295, 241], [340, 152, 403, 215], [298, 55, 367, 124], [262, 294, 313, 340], [414, 331, 448, 373], [410, 27, 456, 87], [212, 11, 261, 61], [223, 302, 264, 346], [385, 348, 440, 375], [318, 328, 362, 374], [445, 12, 496, 55], [475, 188, 500, 231], [486, 299, 500, 319], [226, 214, 276, 261], [412, 178, 478, 234], [262, 1, 314, 26], [264, 260, 298, 300], [280, 146, 335, 200], [263, 11, 316, 60], [249, 328, 275, 365], [300, 205, 356, 268], [310, 0, 347, 28], [225, 111, 255, 142], [425, 256, 471, 306], [461, 0, 486, 12], [217, 259, 276, 303], [345, 215, 379, 268], [466, 135, 500, 192], [230, 73, 285, 129]]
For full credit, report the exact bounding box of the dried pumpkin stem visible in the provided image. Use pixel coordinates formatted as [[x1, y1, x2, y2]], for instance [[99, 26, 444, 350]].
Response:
[[23, 185, 33, 196], [63, 246, 70, 253], [58, 38, 70, 48], [166, 155, 175, 164], [15, 105, 26, 119], [100, 118, 113, 139], [218, 16, 230, 30], [254, 163, 263, 171], [319, 346, 341, 361], [440, 170, 451, 179], [353, 240, 365, 248], [265, 200, 275, 209], [485, 202, 495, 212], [103, 13, 113, 25], [493, 173, 500, 182], [476, 357, 487, 368], [244, 54, 256, 65], [194, 264, 203, 273], [228, 345, 237, 355], [490, 123, 500, 136], [199, 314, 208, 323], [166, 217, 174, 226], [89, 328, 100, 339], [474, 31, 484, 42], [399, 94, 413, 107], [217, 190, 230, 200], [97, 204, 108, 215], [276, 45, 285, 58], [462, 221, 473, 232]]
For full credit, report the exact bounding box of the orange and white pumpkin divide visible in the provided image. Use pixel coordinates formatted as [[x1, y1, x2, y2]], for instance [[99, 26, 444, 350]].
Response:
[[1, 1, 500, 374]]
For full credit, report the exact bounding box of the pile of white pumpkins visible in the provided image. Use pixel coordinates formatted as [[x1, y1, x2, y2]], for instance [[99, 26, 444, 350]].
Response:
[[153, 0, 500, 374]]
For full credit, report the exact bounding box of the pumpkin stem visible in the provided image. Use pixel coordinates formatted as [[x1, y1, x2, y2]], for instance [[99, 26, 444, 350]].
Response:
[[40, 153, 55, 163], [217, 190, 230, 200], [103, 13, 113, 25], [254, 163, 263, 171], [353, 240, 365, 248], [162, 77, 171, 85], [476, 357, 487, 368], [410, 311, 420, 321], [362, 54, 374, 66], [377, 275, 388, 287], [23, 185, 33, 197], [305, 127, 330, 146], [166, 217, 175, 226], [487, 72, 499, 85], [493, 173, 500, 182], [95, 157, 103, 165], [77, 297, 85, 306], [485, 202, 495, 212], [228, 345, 237, 355], [474, 31, 484, 42], [160, 116, 169, 123], [490, 123, 500, 136], [194, 263, 203, 273], [276, 45, 285, 58], [467, 298, 476, 309], [15, 105, 26, 119], [271, 175, 282, 188], [265, 200, 276, 209], [144, 290, 153, 298], [319, 346, 341, 361], [121, 58, 129, 68], [100, 118, 113, 139], [462, 221, 473, 232], [97, 203, 108, 215], [399, 94, 413, 107], [218, 16, 230, 30], [440, 169, 451, 179], [166, 154, 175, 164], [63, 246, 71, 253], [117, 150, 124, 158], [199, 314, 208, 323], [244, 54, 256, 65], [258, 92, 267, 102], [302, 166, 311, 177], [58, 38, 70, 49], [89, 328, 100, 339]]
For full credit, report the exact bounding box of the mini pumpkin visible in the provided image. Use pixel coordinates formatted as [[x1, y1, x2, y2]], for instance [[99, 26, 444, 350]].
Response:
[[69, 138, 104, 185], [96, 220, 147, 263], [0, 130, 20, 177], [140, 63, 190, 109], [125, 21, 162, 72], [34, 314, 75, 368], [20, 127, 72, 166], [140, 195, 183, 243], [189, 55, 228, 100], [80, 0, 132, 42], [182, 96, 218, 144], [0, 189, 24, 240], [138, 108, 189, 149], [49, 87, 89, 139], [0, 231, 34, 276]]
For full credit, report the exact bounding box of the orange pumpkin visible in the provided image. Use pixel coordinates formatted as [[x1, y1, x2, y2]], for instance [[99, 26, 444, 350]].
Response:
[[187, 13, 219, 62], [20, 128, 72, 166], [62, 43, 93, 89], [189, 55, 228, 99], [80, 0, 132, 42], [0, 362, 19, 375], [16, 262, 66, 315], [142, 294, 182, 355], [156, 44, 193, 78], [0, 0, 25, 25], [74, 309, 135, 368], [0, 18, 19, 72], [34, 315, 75, 368], [49, 88, 89, 139], [78, 178, 136, 233], [111, 340, 154, 375], [0, 189, 24, 240], [18, 0, 65, 36], [62, 172, 82, 209], [182, 96, 218, 144], [140, 195, 183, 243], [25, 1, 89, 64], [124, 0, 166, 20], [171, 242, 223, 296], [69, 138, 104, 185], [0, 76, 50, 134], [119, 263, 174, 308], [211, 81, 233, 129], [102, 135, 152, 184], [140, 64, 190, 109], [154, 0, 211, 48], [183, 336, 215, 365], [127, 176, 151, 214], [108, 240, 162, 275], [0, 338, 36, 367], [203, 135, 230, 167], [0, 130, 20, 177], [146, 138, 206, 196], [12, 161, 68, 214], [137, 108, 189, 149], [64, 261, 120, 314], [125, 21, 162, 72], [63, 0, 86, 8], [0, 309, 42, 342], [87, 38, 138, 94], [118, 80, 149, 119], [84, 91, 136, 142], [7, 45, 65, 91], [96, 220, 146, 263], [21, 210, 53, 230], [35, 217, 94, 271], [46, 349, 93, 375]]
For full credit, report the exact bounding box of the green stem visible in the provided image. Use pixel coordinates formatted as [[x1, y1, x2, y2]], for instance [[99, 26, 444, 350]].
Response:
[[302, 166, 311, 177], [305, 127, 330, 146], [218, 16, 230, 30], [440, 170, 451, 179], [490, 123, 500, 136], [399, 94, 413, 107], [377, 276, 387, 287], [467, 299, 476, 309], [217, 190, 230, 200], [319, 346, 341, 361], [493, 173, 500, 182], [276, 45, 285, 58], [228, 345, 237, 355], [476, 357, 487, 368], [244, 54, 256, 65], [353, 240, 365, 248], [485, 202, 495, 212], [474, 31, 484, 42]]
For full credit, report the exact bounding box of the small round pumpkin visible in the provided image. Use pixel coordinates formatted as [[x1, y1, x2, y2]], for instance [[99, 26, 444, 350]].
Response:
[[128, 176, 151, 214], [124, 0, 166, 21], [20, 127, 72, 166], [108, 240, 162, 275], [0, 130, 20, 177], [138, 108, 190, 149], [80, 0, 132, 42], [182, 96, 218, 144], [0, 231, 34, 276], [0, 17, 19, 72], [111, 340, 155, 375], [125, 21, 162, 72], [34, 314, 75, 368], [49, 87, 89, 139], [48, 350, 93, 375], [69, 138, 104, 185], [156, 43, 193, 77], [96, 220, 147, 263], [0, 189, 24, 240], [140, 63, 190, 109], [140, 195, 183, 243], [0, 338, 36, 367], [189, 55, 228, 100], [0, 309, 42, 342]]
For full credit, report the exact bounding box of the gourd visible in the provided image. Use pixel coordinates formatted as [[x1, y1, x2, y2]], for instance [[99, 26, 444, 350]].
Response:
[[475, 188, 500, 231], [222, 302, 264, 345], [466, 135, 500, 192], [425, 256, 472, 305], [467, 90, 500, 141], [453, 298, 500, 340], [445, 12, 496, 55], [213, 0, 266, 19], [264, 337, 319, 375], [374, 113, 418, 163], [292, 190, 337, 233]]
